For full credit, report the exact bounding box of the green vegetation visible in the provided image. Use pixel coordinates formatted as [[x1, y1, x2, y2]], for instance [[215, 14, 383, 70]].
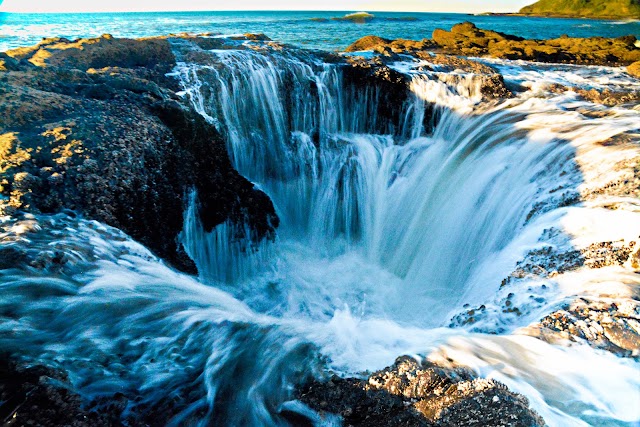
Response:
[[519, 0, 640, 19]]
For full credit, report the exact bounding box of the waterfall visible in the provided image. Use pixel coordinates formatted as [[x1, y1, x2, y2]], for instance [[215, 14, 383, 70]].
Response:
[[1, 44, 639, 427], [175, 49, 639, 323]]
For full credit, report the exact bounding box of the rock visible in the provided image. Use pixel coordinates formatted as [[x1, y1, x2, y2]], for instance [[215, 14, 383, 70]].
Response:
[[345, 35, 392, 52], [575, 88, 640, 106], [342, 57, 414, 134], [0, 53, 21, 72], [431, 22, 640, 66], [298, 356, 546, 426], [0, 357, 121, 426], [415, 53, 512, 98], [627, 61, 640, 78], [231, 33, 271, 41], [345, 36, 437, 54], [345, 37, 512, 101], [527, 298, 640, 357], [6, 34, 175, 70], [0, 36, 278, 273]]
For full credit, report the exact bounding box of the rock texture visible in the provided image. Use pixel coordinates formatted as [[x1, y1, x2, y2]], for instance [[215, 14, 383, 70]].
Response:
[[519, 0, 640, 19], [0, 358, 117, 427], [0, 35, 278, 272], [432, 23, 640, 66], [346, 22, 640, 67], [528, 298, 640, 357], [298, 356, 545, 427], [345, 39, 512, 101]]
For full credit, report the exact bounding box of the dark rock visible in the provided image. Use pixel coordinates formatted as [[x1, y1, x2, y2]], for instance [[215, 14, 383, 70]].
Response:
[[298, 356, 545, 426], [0, 36, 278, 273], [0, 357, 120, 426], [342, 57, 413, 135]]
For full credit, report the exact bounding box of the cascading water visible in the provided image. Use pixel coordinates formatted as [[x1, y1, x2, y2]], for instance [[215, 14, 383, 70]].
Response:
[[176, 49, 639, 326], [2, 42, 640, 427]]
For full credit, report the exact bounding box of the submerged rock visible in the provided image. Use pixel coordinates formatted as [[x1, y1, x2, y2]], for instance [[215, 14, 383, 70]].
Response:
[[0, 35, 278, 272], [298, 356, 545, 426]]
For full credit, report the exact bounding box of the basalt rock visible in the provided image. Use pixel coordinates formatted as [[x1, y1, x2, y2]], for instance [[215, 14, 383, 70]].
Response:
[[342, 57, 414, 135], [298, 356, 546, 426], [0, 35, 278, 273]]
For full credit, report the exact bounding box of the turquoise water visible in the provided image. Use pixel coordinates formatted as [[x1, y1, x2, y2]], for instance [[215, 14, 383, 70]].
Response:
[[0, 10, 639, 52]]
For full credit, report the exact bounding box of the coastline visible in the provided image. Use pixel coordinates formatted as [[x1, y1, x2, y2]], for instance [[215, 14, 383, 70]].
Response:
[[1, 21, 639, 427], [478, 12, 640, 21]]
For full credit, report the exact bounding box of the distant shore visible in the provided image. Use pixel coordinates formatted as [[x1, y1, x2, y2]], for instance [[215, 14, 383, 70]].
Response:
[[477, 12, 640, 21]]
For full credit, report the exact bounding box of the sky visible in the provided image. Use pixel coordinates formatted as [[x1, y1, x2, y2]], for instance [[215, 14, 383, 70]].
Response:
[[0, 0, 534, 13]]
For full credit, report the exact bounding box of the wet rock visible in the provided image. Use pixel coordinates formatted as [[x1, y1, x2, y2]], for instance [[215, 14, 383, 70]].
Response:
[[0, 357, 119, 427], [298, 356, 545, 426], [527, 298, 640, 357], [345, 35, 393, 52], [575, 88, 640, 106], [0, 36, 278, 272], [342, 57, 414, 135], [416, 53, 512, 98]]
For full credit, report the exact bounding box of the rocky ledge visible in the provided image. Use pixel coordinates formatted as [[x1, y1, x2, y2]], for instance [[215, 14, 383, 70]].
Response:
[[0, 34, 278, 272], [346, 22, 640, 78], [298, 356, 545, 427]]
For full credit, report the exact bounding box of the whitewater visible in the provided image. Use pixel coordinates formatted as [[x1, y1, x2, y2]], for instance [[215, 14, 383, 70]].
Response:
[[2, 41, 639, 426]]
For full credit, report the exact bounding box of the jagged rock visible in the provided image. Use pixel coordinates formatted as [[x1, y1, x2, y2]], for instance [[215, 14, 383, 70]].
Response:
[[298, 356, 545, 427], [348, 22, 640, 67], [342, 57, 414, 135], [432, 22, 640, 66], [525, 298, 640, 357], [0, 36, 278, 272]]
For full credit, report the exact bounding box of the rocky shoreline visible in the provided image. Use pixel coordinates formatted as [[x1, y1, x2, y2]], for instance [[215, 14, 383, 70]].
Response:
[[1, 26, 639, 426], [346, 22, 640, 76], [0, 34, 279, 273]]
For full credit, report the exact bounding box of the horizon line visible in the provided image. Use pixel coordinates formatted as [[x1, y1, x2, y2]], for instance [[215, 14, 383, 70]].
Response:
[[0, 9, 504, 15]]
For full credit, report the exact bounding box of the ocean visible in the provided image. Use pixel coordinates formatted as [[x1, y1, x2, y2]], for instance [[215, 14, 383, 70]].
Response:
[[2, 8, 640, 427], [1, 10, 639, 52]]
